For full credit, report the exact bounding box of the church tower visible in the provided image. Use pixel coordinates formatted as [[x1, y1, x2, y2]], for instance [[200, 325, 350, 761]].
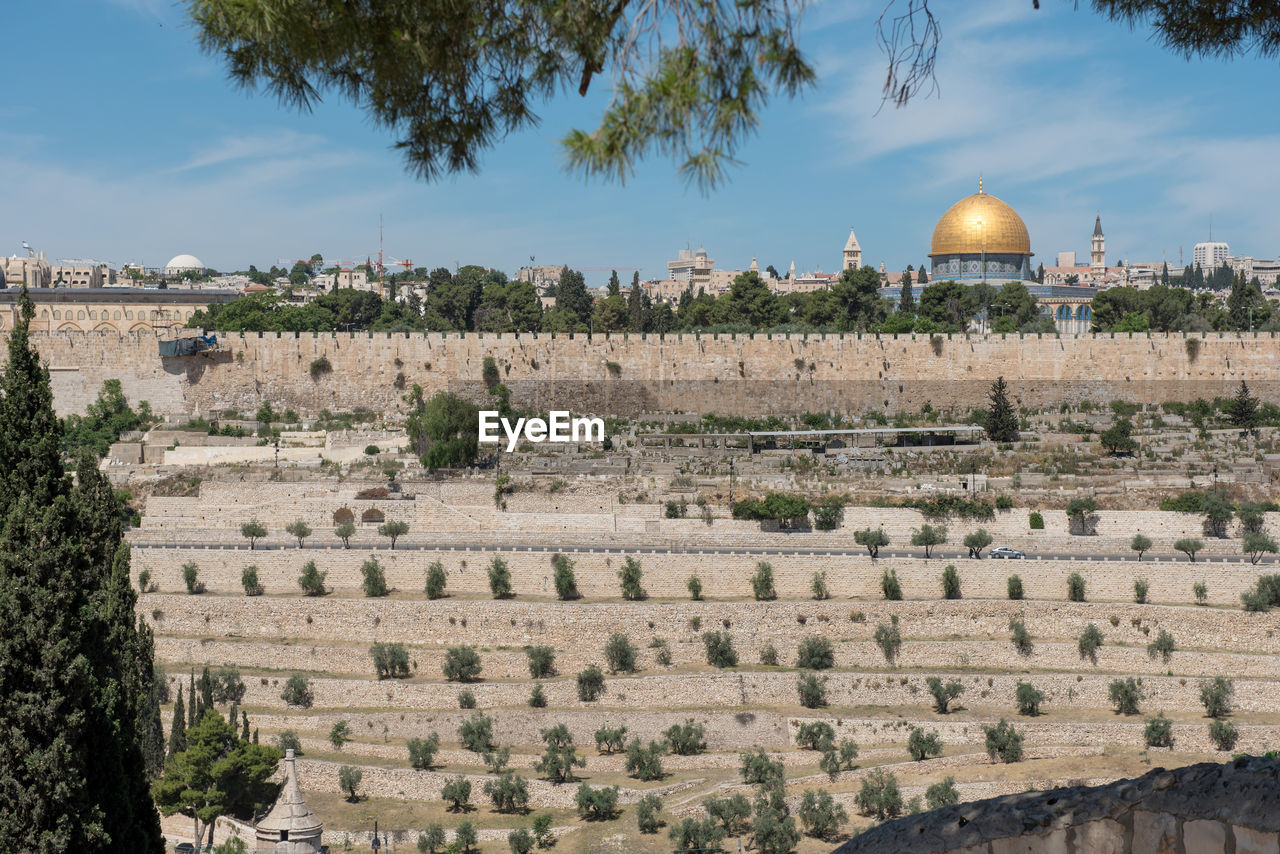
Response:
[[1091, 215, 1106, 278], [842, 227, 862, 270]]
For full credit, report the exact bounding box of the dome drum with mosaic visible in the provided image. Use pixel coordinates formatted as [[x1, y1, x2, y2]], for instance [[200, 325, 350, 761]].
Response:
[[929, 178, 1034, 285]]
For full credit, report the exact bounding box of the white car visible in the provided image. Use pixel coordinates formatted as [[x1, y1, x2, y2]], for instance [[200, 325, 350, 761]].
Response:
[[990, 546, 1025, 559]]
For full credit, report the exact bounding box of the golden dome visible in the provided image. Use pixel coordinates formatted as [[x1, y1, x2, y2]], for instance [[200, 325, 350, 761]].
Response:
[[929, 184, 1032, 258]]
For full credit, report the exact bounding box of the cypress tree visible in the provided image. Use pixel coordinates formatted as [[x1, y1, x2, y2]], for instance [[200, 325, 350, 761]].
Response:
[[169, 689, 188, 760], [199, 665, 214, 714], [0, 287, 163, 851], [188, 669, 197, 728], [983, 376, 1020, 442], [241, 710, 251, 742], [899, 272, 916, 314], [1225, 379, 1260, 431]]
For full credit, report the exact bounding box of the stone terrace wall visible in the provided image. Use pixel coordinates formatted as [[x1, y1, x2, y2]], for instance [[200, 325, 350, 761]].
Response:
[[835, 758, 1280, 854], [12, 329, 1280, 416], [133, 546, 1269, 606]]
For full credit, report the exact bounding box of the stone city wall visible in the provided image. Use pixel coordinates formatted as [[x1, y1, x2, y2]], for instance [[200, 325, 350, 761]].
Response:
[[133, 546, 1268, 606], [11, 328, 1280, 416]]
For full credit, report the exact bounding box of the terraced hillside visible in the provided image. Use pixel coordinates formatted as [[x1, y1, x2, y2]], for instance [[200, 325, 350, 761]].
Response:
[[136, 482, 1280, 852]]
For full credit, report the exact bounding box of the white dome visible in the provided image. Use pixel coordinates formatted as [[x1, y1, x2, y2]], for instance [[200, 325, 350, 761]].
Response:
[[164, 253, 205, 272]]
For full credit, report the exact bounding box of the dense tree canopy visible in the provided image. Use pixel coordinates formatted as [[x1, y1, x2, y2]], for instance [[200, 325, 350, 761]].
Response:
[[0, 289, 164, 852], [188, 1, 1277, 186]]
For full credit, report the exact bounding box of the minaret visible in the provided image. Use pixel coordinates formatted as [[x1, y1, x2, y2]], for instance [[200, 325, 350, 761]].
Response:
[[1091, 215, 1106, 278], [842, 227, 862, 270], [788, 260, 796, 281]]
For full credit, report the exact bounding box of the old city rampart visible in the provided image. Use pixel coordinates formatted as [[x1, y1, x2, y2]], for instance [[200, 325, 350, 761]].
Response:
[[10, 328, 1280, 416]]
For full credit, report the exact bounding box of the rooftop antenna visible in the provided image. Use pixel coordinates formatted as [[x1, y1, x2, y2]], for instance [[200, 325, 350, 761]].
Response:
[[1209, 213, 1213, 241]]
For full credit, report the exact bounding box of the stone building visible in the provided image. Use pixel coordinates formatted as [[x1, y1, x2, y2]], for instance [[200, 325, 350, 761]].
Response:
[[255, 749, 323, 853], [0, 250, 52, 288], [0, 287, 237, 333]]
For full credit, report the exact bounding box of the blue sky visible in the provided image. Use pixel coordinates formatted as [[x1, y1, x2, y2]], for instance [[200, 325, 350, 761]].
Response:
[[5, 0, 1280, 285]]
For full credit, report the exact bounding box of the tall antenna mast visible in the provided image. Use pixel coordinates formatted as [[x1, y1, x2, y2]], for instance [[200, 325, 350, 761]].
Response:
[[378, 214, 384, 287]]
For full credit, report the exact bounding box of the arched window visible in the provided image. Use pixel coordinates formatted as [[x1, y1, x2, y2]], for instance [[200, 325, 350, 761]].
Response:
[[333, 508, 355, 526], [361, 508, 385, 525]]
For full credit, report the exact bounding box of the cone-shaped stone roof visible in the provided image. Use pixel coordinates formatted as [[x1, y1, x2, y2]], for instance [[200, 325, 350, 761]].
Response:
[[257, 749, 323, 837]]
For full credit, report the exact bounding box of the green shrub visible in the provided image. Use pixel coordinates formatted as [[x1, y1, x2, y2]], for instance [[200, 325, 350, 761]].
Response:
[[796, 636, 835, 670], [624, 738, 665, 781], [906, 728, 942, 761], [182, 561, 204, 595], [1134, 577, 1150, 604], [1009, 619, 1034, 656], [337, 764, 362, 801], [1208, 719, 1239, 751], [298, 560, 327, 596], [441, 776, 472, 811], [443, 646, 482, 682], [855, 768, 903, 820], [925, 778, 959, 810], [424, 561, 447, 599], [703, 631, 738, 668], [458, 690, 476, 709], [636, 793, 664, 833], [1144, 713, 1174, 748], [528, 684, 547, 708], [941, 564, 961, 599], [668, 818, 724, 853], [1174, 537, 1203, 561], [995, 495, 1013, 510], [751, 561, 777, 601], [740, 748, 785, 786], [1109, 677, 1144, 715], [281, 673, 313, 708], [874, 616, 902, 664], [1147, 629, 1175, 663], [594, 726, 628, 754], [1028, 511, 1044, 529], [1078, 623, 1104, 664], [274, 730, 302, 755], [1200, 677, 1234, 718], [925, 677, 964, 714], [488, 556, 514, 598], [854, 527, 890, 558], [798, 788, 848, 841], [407, 733, 440, 770], [574, 783, 619, 821], [1193, 580, 1208, 605], [371, 642, 411, 679], [453, 823, 477, 854], [360, 558, 389, 597], [618, 556, 646, 600], [759, 643, 779, 666], [704, 793, 751, 836], [881, 568, 903, 601], [1007, 574, 1024, 600], [240, 565, 263, 596], [795, 721, 836, 751], [484, 772, 530, 813], [507, 828, 535, 854], [664, 719, 706, 755], [329, 720, 352, 751], [552, 554, 579, 600], [526, 645, 556, 679], [604, 633, 638, 673], [796, 674, 828, 708], [535, 723, 586, 783], [576, 665, 605, 701], [1015, 682, 1044, 716], [686, 574, 703, 600], [309, 355, 333, 379], [458, 713, 494, 753], [811, 571, 830, 600], [1066, 572, 1086, 602], [983, 719, 1024, 763]]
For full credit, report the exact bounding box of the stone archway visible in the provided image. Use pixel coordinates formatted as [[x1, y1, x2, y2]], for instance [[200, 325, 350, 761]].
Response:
[[333, 507, 355, 526], [361, 508, 385, 525]]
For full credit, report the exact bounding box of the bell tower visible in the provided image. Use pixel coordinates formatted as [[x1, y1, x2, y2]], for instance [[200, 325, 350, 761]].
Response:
[[842, 227, 862, 270], [1091, 215, 1106, 277]]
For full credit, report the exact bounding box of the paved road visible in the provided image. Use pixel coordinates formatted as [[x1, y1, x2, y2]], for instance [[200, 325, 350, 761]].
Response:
[[132, 541, 1274, 565]]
